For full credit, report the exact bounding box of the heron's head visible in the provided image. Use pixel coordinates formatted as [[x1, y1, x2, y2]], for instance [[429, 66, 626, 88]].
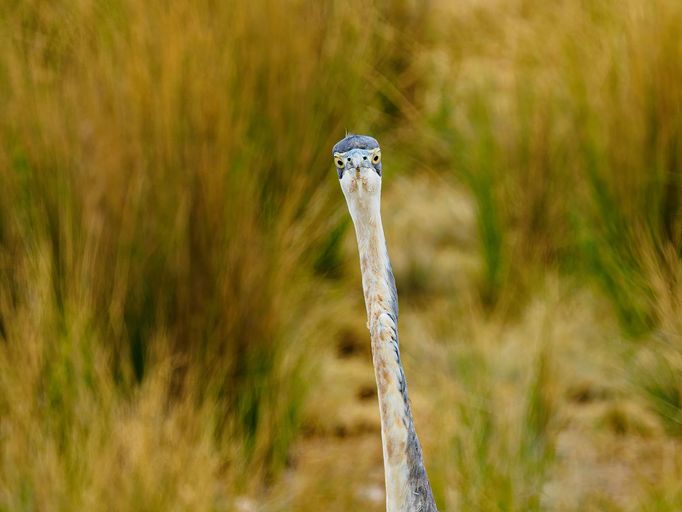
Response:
[[332, 134, 382, 201]]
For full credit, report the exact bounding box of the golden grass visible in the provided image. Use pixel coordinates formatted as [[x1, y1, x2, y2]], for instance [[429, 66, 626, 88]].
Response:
[[1, 0, 681, 510]]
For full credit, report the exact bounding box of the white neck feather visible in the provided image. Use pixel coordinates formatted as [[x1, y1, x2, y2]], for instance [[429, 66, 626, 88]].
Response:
[[344, 182, 413, 511], [337, 152, 437, 511]]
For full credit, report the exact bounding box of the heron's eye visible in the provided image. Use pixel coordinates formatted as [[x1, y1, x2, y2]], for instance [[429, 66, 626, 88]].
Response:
[[334, 157, 344, 167], [372, 152, 381, 164]]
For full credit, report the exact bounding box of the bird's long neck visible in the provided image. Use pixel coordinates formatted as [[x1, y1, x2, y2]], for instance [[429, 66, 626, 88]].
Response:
[[346, 193, 437, 512]]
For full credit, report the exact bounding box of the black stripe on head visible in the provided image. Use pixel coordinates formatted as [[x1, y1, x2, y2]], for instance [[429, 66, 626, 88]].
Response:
[[332, 134, 380, 155]]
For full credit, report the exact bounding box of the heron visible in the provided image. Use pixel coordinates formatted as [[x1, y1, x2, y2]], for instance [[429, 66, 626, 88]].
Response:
[[333, 134, 437, 512]]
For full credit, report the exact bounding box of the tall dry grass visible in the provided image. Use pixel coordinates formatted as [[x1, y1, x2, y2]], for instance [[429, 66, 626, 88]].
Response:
[[422, 0, 682, 329], [0, 0, 415, 506], [1, 0, 681, 510]]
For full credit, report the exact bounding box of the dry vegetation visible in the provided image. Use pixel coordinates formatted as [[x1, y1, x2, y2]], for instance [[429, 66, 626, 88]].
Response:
[[1, 0, 681, 510]]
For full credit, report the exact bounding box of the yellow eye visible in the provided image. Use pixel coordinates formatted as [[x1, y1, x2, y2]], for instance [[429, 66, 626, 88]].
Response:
[[372, 152, 381, 164], [334, 156, 344, 167]]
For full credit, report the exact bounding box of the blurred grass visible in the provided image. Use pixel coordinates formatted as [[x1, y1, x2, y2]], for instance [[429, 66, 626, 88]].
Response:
[[449, 346, 556, 511], [0, 0, 681, 510], [425, 0, 681, 330], [0, 0, 398, 506]]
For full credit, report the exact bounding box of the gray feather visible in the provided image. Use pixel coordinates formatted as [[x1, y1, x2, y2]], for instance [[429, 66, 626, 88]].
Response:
[[384, 253, 438, 511]]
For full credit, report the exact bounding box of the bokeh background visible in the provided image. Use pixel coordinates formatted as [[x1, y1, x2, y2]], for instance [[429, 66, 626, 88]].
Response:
[[1, 0, 681, 510]]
